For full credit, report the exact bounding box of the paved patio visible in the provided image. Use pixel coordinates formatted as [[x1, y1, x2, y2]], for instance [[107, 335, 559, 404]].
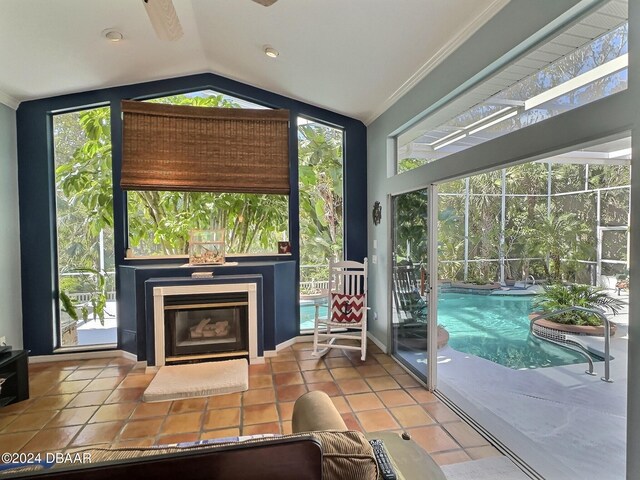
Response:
[[403, 293, 629, 479]]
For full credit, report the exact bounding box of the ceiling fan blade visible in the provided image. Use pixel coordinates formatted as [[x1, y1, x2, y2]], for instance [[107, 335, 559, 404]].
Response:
[[252, 0, 278, 6], [143, 0, 183, 41]]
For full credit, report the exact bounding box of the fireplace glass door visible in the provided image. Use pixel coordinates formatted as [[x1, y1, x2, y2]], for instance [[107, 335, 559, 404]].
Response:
[[164, 293, 248, 359]]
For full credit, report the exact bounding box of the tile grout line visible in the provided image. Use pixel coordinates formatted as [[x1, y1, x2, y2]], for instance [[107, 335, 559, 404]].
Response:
[[4, 343, 495, 466]]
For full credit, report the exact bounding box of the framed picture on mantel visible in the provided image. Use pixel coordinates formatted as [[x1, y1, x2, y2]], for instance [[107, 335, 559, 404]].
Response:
[[278, 241, 291, 254]]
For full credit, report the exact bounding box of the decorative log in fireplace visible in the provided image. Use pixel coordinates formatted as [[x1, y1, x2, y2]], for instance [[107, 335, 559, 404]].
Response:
[[164, 292, 248, 362]]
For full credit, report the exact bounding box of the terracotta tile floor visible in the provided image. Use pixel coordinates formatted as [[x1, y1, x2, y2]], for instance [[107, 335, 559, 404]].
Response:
[[0, 341, 502, 467]]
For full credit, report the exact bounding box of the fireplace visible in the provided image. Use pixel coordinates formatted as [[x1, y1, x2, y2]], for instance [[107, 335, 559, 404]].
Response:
[[153, 283, 259, 366], [164, 292, 248, 359]]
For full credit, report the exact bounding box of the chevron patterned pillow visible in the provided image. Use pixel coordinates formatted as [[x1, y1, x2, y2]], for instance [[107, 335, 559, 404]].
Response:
[[330, 293, 365, 323]]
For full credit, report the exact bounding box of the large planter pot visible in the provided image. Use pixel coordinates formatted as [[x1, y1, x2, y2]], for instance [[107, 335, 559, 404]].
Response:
[[437, 325, 450, 349], [530, 315, 617, 337]]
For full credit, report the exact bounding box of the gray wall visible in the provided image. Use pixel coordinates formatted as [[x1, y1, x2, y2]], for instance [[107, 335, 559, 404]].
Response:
[[0, 102, 22, 349], [367, 0, 639, 477], [366, 0, 585, 344]]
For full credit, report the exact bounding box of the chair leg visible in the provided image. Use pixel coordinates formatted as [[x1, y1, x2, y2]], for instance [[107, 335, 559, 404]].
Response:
[[361, 324, 367, 361], [313, 320, 333, 358], [312, 318, 319, 355]]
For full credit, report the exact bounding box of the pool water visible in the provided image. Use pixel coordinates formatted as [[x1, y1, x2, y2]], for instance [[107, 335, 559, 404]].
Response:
[[300, 292, 592, 370], [437, 292, 591, 369], [300, 302, 327, 331]]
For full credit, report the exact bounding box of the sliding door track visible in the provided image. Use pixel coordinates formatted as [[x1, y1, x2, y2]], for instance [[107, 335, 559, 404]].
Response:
[[434, 390, 544, 480]]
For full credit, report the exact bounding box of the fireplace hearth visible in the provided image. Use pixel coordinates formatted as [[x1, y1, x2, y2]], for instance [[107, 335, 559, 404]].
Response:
[[165, 292, 248, 360]]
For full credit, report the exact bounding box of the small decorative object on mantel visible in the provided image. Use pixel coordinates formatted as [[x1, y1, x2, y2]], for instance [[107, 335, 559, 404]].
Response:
[[278, 241, 291, 254], [189, 230, 225, 265], [372, 201, 382, 226], [191, 271, 214, 278]]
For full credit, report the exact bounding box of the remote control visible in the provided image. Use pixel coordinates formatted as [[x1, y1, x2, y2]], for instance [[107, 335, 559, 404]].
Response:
[[369, 439, 397, 480]]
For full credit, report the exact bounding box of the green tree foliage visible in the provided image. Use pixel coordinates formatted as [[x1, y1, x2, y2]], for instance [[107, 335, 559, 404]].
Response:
[[298, 121, 344, 285], [531, 207, 592, 282], [55, 107, 115, 329], [55, 107, 115, 293], [432, 161, 629, 284]]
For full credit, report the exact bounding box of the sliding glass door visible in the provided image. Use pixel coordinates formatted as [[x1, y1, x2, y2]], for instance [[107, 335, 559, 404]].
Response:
[[391, 186, 438, 387]]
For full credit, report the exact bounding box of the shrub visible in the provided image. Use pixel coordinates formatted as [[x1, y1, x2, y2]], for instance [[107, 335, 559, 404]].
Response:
[[532, 283, 625, 326]]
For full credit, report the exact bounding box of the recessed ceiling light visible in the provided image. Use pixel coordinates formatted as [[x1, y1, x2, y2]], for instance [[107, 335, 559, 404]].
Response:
[[103, 29, 124, 42], [263, 46, 279, 58]]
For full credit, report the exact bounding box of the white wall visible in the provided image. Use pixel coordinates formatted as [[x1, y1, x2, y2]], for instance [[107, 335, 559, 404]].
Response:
[[0, 102, 22, 348]]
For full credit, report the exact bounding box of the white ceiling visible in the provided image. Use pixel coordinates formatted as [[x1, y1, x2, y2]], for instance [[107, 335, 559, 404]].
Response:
[[0, 0, 507, 123]]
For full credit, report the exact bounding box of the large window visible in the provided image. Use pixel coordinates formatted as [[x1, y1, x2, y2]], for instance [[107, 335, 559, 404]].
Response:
[[126, 91, 289, 257], [298, 118, 344, 331], [54, 106, 116, 347], [397, 10, 628, 173]]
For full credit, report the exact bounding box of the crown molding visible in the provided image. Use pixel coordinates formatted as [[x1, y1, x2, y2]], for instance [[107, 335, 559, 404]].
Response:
[[364, 0, 509, 126], [0, 89, 20, 110]]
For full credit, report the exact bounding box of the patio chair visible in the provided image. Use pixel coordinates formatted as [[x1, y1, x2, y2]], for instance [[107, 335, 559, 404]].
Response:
[[391, 261, 429, 350], [312, 259, 368, 361], [392, 261, 427, 323]]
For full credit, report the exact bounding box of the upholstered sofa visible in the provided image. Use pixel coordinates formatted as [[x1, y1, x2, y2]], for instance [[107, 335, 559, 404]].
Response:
[[6, 391, 446, 480]]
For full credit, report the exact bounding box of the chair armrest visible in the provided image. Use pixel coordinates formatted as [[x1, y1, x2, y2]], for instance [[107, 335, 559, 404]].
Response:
[[292, 391, 348, 433]]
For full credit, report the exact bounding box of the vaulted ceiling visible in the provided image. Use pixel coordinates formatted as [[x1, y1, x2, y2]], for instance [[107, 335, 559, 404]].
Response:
[[0, 0, 507, 123]]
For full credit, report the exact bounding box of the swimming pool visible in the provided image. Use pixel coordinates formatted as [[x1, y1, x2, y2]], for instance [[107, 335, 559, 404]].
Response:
[[300, 301, 327, 331], [437, 292, 591, 369], [300, 292, 592, 370]]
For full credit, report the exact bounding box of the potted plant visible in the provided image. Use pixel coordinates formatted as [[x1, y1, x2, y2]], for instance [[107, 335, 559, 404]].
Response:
[[531, 283, 624, 336]]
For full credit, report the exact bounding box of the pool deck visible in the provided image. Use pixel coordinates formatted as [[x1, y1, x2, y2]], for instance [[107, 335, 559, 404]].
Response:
[[405, 292, 628, 479], [490, 284, 544, 295]]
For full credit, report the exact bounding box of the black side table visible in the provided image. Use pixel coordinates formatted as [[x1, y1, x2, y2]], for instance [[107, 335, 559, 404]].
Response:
[[0, 350, 29, 406]]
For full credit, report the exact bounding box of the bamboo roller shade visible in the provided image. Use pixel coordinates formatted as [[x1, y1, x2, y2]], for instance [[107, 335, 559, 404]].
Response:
[[121, 100, 290, 194]]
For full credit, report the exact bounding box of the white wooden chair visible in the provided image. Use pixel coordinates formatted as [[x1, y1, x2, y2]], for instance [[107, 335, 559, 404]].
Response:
[[312, 258, 368, 361]]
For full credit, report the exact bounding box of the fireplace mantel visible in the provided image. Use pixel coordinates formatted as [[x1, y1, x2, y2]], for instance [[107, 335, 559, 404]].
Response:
[[118, 261, 296, 363]]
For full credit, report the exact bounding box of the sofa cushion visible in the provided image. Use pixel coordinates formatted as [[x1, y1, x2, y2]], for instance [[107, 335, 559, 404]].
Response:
[[309, 430, 378, 480]]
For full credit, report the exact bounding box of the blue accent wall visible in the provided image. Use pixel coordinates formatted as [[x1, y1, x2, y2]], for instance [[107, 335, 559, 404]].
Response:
[[16, 72, 367, 355], [120, 262, 295, 361]]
